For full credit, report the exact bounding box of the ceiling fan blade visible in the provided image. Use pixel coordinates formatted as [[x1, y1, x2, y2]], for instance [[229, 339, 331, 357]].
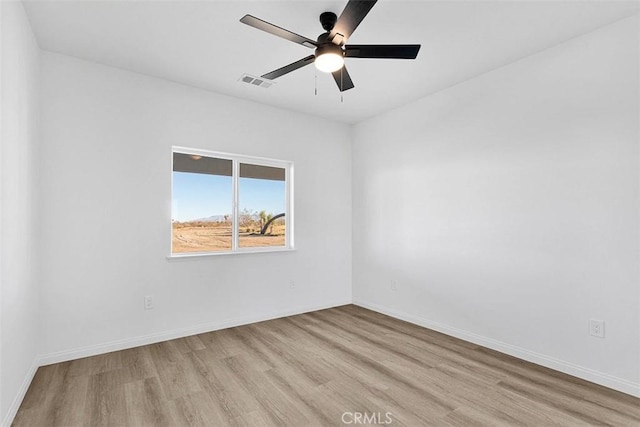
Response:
[[240, 15, 317, 48], [331, 66, 355, 92], [345, 44, 421, 59], [330, 0, 378, 45], [261, 55, 316, 80]]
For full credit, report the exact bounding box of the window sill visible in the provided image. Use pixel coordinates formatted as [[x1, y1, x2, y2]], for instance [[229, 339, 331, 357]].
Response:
[[167, 247, 296, 260]]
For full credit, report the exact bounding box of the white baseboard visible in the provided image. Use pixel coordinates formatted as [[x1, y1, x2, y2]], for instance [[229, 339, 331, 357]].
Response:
[[38, 299, 351, 366], [353, 299, 640, 398], [1, 358, 39, 427]]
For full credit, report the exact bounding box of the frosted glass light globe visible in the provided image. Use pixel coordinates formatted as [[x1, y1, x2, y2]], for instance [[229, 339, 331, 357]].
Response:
[[315, 52, 345, 73]]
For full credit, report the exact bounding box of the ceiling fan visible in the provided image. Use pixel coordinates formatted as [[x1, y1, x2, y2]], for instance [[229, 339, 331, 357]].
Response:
[[240, 0, 421, 92]]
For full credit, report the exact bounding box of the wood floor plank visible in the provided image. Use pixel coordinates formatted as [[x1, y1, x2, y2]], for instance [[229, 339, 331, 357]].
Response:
[[124, 377, 175, 427], [245, 322, 340, 386], [147, 341, 203, 401], [498, 376, 636, 426], [13, 305, 640, 426], [183, 349, 247, 416], [50, 373, 89, 426], [190, 349, 262, 417], [442, 405, 521, 427], [83, 369, 128, 426], [287, 315, 460, 415], [222, 353, 312, 425], [68, 351, 123, 378], [120, 345, 157, 383]]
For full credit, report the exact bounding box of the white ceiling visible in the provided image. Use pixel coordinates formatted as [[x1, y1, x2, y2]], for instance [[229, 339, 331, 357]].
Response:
[[23, 0, 639, 124]]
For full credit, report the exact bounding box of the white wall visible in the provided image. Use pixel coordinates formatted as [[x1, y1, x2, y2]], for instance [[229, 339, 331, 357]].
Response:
[[38, 52, 352, 361], [352, 16, 639, 396], [0, 1, 41, 424]]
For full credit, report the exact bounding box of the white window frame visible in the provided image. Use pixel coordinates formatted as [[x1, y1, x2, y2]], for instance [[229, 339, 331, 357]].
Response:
[[170, 146, 294, 258]]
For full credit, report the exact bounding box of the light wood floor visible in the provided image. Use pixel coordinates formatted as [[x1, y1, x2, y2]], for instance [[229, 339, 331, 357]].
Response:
[[13, 305, 640, 426]]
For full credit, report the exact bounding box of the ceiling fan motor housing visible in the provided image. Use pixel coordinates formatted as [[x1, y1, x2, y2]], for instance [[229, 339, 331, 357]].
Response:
[[314, 42, 343, 59]]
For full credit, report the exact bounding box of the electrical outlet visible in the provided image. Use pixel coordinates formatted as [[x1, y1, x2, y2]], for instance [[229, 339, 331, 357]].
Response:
[[144, 295, 154, 310], [391, 280, 398, 291], [589, 319, 604, 338], [289, 280, 296, 289]]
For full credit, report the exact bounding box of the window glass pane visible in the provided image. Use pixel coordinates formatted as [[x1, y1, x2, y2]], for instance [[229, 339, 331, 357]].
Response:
[[238, 163, 286, 248], [172, 153, 232, 253]]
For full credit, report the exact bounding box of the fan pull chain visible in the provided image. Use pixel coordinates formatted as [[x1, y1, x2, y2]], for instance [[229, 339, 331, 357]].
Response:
[[314, 69, 317, 96], [340, 67, 344, 103]]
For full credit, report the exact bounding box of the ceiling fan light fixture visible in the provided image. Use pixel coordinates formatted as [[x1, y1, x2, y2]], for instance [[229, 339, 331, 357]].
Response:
[[240, 0, 420, 92], [315, 53, 344, 73], [314, 44, 344, 73]]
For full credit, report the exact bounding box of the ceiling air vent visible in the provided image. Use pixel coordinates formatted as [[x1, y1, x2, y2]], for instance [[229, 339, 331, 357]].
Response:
[[239, 74, 275, 89]]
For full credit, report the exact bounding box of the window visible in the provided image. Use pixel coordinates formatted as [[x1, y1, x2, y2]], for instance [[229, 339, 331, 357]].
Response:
[[171, 148, 293, 256]]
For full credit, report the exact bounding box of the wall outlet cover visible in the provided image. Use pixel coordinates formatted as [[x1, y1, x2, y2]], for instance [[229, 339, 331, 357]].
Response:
[[144, 295, 154, 310], [589, 319, 604, 338]]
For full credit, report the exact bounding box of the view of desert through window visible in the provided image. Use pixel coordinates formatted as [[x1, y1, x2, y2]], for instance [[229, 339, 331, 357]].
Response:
[[172, 153, 287, 253]]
